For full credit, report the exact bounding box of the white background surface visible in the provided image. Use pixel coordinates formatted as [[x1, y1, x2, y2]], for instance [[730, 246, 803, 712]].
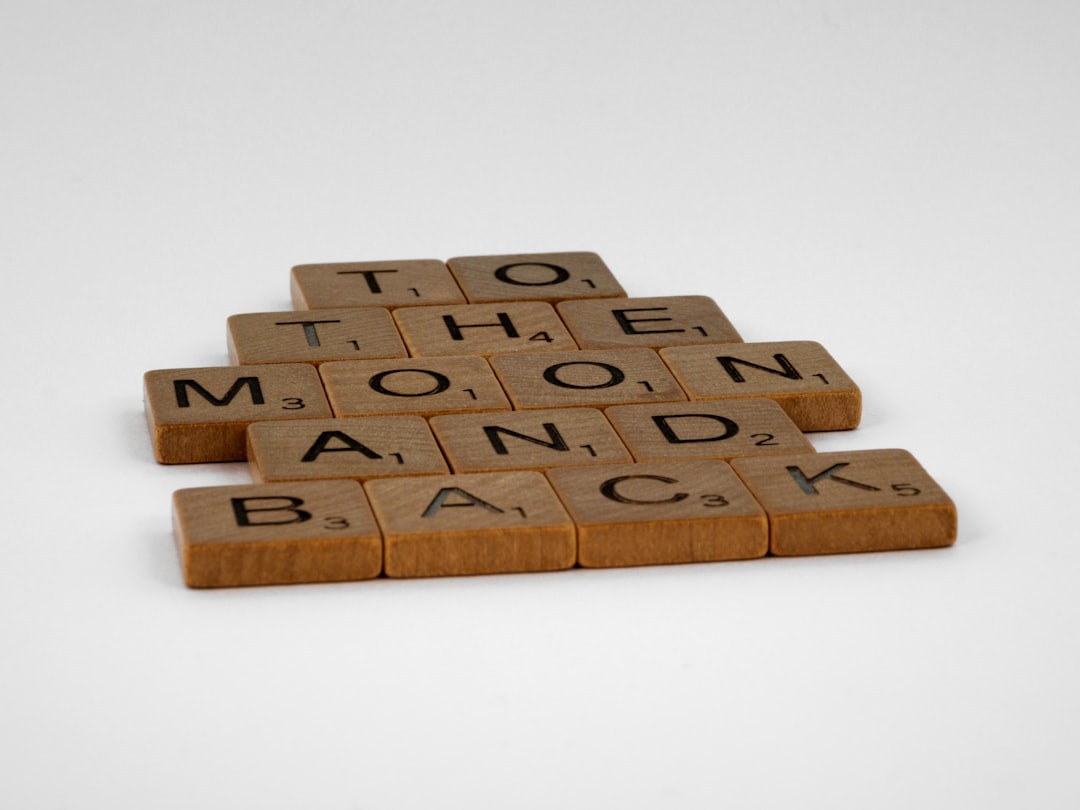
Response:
[[3, 2, 1078, 807]]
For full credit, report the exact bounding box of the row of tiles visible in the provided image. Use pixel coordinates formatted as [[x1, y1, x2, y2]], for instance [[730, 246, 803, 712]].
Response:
[[228, 295, 744, 364], [145, 343, 861, 464], [243, 401, 815, 483], [289, 252, 632, 310], [173, 450, 957, 588]]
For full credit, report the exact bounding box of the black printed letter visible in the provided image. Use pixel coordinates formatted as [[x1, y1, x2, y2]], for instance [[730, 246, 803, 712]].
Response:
[[231, 496, 312, 526], [174, 377, 264, 408]]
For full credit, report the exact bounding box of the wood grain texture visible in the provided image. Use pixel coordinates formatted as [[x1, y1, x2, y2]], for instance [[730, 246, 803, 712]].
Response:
[[429, 407, 631, 472], [227, 307, 407, 366], [144, 364, 333, 463], [172, 480, 382, 587], [393, 301, 578, 356], [546, 460, 768, 567], [365, 471, 576, 577], [489, 347, 688, 409], [557, 295, 743, 349], [730, 449, 957, 556], [660, 340, 861, 431], [604, 398, 815, 462], [247, 416, 449, 483], [319, 356, 511, 417], [290, 259, 466, 309], [446, 251, 626, 303]]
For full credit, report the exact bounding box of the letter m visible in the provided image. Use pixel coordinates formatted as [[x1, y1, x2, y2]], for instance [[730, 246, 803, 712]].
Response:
[[173, 377, 265, 408]]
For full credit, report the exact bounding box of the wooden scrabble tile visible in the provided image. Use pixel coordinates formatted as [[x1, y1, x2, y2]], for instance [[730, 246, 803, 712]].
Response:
[[730, 449, 957, 556], [172, 480, 382, 587], [319, 356, 511, 417], [144, 364, 333, 464], [446, 251, 626, 303], [546, 460, 769, 567], [290, 259, 466, 309], [393, 301, 579, 357], [247, 416, 449, 483], [227, 307, 407, 366], [488, 348, 688, 409], [660, 340, 861, 431], [604, 398, 815, 462], [429, 408, 631, 473], [556, 295, 743, 349], [364, 471, 576, 577]]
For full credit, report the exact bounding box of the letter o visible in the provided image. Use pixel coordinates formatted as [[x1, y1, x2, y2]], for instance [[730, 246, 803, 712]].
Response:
[[542, 361, 625, 390], [494, 262, 571, 287], [368, 369, 451, 397]]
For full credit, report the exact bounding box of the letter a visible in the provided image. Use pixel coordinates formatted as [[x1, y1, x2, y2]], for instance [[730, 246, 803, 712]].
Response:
[[422, 488, 505, 518]]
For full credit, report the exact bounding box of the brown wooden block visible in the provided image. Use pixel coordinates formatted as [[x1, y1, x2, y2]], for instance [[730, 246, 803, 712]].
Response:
[[247, 416, 449, 483], [364, 472, 576, 577], [290, 259, 466, 309], [730, 449, 957, 556], [488, 348, 687, 410], [144, 364, 333, 464], [604, 398, 815, 462], [557, 295, 743, 349], [659, 340, 861, 431], [172, 480, 382, 587], [446, 251, 626, 303], [319, 356, 511, 417], [392, 301, 578, 357], [227, 307, 407, 366], [429, 408, 631, 472], [546, 460, 769, 568]]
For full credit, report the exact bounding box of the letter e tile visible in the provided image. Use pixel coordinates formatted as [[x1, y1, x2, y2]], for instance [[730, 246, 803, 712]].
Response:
[[557, 295, 742, 349]]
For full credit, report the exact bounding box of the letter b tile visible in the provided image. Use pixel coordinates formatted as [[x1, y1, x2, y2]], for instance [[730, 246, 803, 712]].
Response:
[[172, 480, 383, 587]]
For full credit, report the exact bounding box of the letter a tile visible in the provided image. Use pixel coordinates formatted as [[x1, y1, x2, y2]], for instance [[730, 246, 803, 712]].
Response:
[[247, 416, 449, 483], [364, 472, 576, 577], [172, 480, 383, 587], [730, 449, 957, 556]]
